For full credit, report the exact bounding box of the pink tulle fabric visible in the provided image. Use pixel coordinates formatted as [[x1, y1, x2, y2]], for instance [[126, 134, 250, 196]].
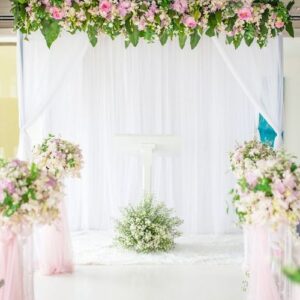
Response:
[[247, 226, 281, 300], [38, 200, 74, 275], [0, 229, 24, 300]]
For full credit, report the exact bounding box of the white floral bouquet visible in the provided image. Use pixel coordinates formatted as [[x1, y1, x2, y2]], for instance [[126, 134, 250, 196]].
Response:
[[115, 194, 183, 253], [229, 138, 276, 177], [32, 134, 83, 179], [0, 159, 63, 232], [230, 140, 300, 232]]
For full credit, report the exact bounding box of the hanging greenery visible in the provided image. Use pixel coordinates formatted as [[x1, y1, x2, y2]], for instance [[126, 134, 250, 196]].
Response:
[[12, 0, 294, 49]]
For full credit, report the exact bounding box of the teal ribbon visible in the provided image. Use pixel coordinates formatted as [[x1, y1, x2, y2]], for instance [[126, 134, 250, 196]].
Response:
[[258, 114, 277, 148]]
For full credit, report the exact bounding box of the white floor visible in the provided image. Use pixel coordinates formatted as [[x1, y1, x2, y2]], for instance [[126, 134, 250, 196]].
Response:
[[35, 265, 246, 300]]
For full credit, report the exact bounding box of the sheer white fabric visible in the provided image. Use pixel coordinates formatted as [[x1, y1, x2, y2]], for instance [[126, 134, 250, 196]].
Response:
[[17, 32, 89, 159], [18, 34, 282, 233], [213, 36, 283, 145]]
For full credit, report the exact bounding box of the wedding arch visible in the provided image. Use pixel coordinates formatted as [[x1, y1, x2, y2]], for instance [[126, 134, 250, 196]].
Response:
[[17, 31, 283, 233]]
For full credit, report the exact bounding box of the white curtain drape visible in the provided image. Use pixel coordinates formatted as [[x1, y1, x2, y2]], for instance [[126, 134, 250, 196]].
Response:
[[18, 33, 283, 233], [212, 36, 283, 145]]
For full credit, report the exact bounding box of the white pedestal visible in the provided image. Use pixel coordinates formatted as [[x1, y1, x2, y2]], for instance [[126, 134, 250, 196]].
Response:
[[113, 135, 180, 194]]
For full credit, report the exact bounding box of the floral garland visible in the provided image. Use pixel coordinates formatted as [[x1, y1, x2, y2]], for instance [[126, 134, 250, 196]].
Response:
[[229, 139, 300, 233], [12, 0, 294, 48]]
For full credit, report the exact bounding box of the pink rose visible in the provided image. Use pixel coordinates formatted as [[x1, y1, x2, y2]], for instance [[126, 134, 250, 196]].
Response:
[[238, 7, 252, 21], [275, 20, 284, 29], [99, 0, 112, 18], [118, 1, 131, 17], [183, 16, 197, 29], [172, 0, 188, 14], [50, 7, 65, 20]]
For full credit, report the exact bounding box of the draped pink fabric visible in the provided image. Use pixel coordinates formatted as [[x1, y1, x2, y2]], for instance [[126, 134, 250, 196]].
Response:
[[38, 199, 74, 275], [247, 226, 281, 300], [0, 229, 24, 300]]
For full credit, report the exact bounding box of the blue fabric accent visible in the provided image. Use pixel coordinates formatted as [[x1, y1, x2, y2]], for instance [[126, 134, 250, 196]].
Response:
[[258, 114, 277, 148]]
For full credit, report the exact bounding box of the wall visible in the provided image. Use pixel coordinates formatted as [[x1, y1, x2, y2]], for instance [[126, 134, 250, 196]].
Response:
[[284, 37, 300, 159], [0, 45, 18, 158]]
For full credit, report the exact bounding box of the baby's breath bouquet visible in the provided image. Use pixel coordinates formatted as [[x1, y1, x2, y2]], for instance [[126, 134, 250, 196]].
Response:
[[115, 194, 183, 253]]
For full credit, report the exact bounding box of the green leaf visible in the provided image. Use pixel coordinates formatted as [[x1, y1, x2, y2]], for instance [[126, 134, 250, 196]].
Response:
[[286, 21, 294, 37], [125, 39, 130, 48], [178, 32, 187, 49], [215, 11, 222, 24], [205, 26, 215, 37], [286, 1, 295, 11], [18, 0, 28, 3], [87, 26, 98, 47], [244, 25, 255, 47], [41, 19, 60, 48], [233, 34, 243, 49], [283, 267, 300, 283], [254, 178, 272, 196], [226, 35, 234, 44], [129, 25, 139, 47], [291, 163, 297, 172], [190, 30, 201, 49], [159, 30, 168, 46]]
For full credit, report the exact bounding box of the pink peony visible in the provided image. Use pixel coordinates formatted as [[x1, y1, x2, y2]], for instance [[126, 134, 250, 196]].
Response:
[[275, 20, 285, 29], [183, 16, 197, 29], [99, 0, 112, 18], [172, 0, 188, 14], [50, 7, 65, 20], [238, 7, 252, 21], [118, 1, 131, 17]]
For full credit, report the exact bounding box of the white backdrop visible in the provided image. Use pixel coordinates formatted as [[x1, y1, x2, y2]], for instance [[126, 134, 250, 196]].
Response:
[[18, 33, 283, 233]]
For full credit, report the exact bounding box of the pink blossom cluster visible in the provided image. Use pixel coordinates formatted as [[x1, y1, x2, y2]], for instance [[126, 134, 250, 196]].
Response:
[[230, 140, 300, 232], [32, 135, 84, 179], [20, 0, 291, 48], [0, 159, 63, 233]]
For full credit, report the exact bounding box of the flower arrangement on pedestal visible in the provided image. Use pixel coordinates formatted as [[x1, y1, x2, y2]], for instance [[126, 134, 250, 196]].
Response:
[[115, 194, 183, 253], [32, 134, 83, 179], [11, 0, 294, 48], [0, 159, 63, 231], [229, 139, 300, 300], [230, 140, 300, 231], [31, 134, 83, 276]]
